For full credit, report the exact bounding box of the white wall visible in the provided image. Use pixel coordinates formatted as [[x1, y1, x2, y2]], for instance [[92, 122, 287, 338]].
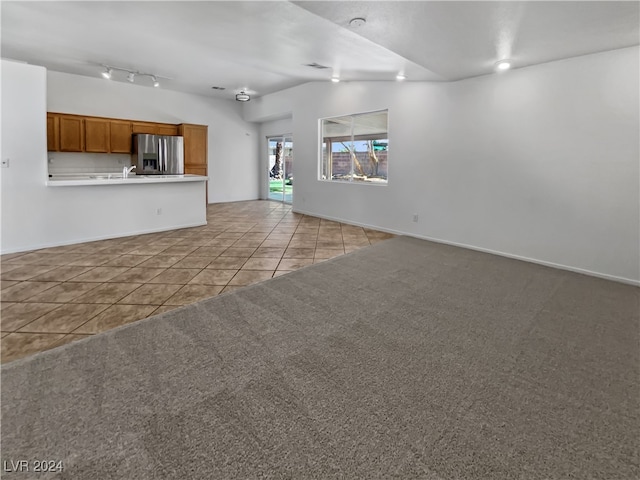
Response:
[[259, 117, 293, 199], [245, 47, 640, 284], [47, 71, 260, 203], [1, 60, 206, 254], [1, 60, 50, 253]]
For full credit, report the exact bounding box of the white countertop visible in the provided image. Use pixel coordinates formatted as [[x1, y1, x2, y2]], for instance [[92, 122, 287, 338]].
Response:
[[47, 174, 208, 187]]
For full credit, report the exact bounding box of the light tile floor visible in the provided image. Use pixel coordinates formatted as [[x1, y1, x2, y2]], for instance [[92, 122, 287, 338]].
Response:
[[1, 200, 394, 363]]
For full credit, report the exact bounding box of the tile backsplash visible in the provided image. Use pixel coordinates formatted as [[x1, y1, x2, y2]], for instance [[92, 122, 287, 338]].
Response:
[[48, 152, 132, 175]]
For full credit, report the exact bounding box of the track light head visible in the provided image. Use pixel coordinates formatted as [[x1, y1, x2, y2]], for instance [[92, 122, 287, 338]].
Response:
[[102, 67, 112, 79], [151, 75, 159, 87], [127, 72, 135, 83]]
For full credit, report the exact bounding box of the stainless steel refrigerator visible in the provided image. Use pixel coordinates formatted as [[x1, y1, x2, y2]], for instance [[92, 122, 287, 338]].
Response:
[[132, 134, 184, 175]]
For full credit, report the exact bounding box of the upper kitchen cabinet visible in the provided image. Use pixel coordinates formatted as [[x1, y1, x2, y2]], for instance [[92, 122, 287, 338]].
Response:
[[47, 113, 60, 152], [59, 115, 84, 152], [156, 124, 179, 136], [132, 122, 178, 136], [47, 113, 183, 153], [109, 120, 132, 153], [84, 118, 110, 153]]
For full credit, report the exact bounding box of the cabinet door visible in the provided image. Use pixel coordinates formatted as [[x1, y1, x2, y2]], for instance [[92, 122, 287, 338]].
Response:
[[180, 124, 208, 166], [47, 113, 60, 152], [110, 120, 132, 153], [84, 118, 110, 153], [132, 122, 179, 136], [59, 115, 84, 152], [131, 122, 158, 135], [156, 124, 179, 136]]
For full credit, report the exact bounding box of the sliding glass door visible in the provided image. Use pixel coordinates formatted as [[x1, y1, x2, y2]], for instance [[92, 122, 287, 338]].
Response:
[[267, 135, 293, 203]]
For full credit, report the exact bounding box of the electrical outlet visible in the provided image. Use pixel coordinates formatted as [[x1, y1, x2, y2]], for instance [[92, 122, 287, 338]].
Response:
[[412, 213, 419, 222], [1, 158, 9, 168], [156, 208, 162, 215]]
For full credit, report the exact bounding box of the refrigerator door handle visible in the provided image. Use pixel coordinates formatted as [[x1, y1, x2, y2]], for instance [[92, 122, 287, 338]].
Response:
[[158, 137, 167, 173], [164, 138, 168, 173]]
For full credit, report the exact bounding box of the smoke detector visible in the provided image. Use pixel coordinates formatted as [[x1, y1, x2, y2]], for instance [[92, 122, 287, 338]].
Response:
[[349, 17, 366, 27]]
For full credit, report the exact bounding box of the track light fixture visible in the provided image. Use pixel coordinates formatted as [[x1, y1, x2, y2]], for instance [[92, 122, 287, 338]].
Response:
[[99, 64, 165, 88]]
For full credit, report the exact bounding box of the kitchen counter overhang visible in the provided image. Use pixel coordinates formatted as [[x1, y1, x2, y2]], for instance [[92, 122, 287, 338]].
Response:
[[47, 174, 208, 187]]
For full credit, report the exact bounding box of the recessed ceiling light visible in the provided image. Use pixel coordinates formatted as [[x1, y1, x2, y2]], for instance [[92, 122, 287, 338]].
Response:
[[331, 77, 340, 83], [349, 17, 366, 28], [495, 60, 512, 72], [396, 73, 406, 81]]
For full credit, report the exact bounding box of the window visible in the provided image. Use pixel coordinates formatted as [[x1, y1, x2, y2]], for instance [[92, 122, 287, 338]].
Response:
[[320, 110, 388, 184]]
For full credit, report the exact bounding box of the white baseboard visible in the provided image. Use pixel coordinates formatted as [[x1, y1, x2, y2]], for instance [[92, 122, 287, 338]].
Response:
[[292, 208, 640, 287], [0, 221, 207, 255]]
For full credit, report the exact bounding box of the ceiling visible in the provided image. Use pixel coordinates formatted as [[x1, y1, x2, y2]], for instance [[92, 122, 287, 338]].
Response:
[[1, 1, 638, 101]]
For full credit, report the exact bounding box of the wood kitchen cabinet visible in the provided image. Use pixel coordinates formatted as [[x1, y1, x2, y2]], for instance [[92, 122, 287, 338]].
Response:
[[47, 113, 60, 151], [47, 113, 182, 154], [179, 124, 208, 167], [109, 120, 132, 153], [132, 122, 178, 136], [59, 115, 84, 152], [84, 118, 110, 153], [179, 123, 209, 203], [155, 124, 179, 135]]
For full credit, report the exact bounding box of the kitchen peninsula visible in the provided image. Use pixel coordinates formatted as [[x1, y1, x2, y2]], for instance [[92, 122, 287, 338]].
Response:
[[38, 174, 208, 247]]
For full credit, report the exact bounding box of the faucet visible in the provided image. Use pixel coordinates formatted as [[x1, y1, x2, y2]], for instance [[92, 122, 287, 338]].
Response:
[[123, 165, 136, 178]]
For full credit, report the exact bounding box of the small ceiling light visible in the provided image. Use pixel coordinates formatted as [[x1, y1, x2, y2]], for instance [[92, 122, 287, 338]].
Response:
[[349, 17, 366, 28], [396, 73, 406, 81], [236, 90, 250, 102], [151, 75, 159, 87], [331, 77, 340, 83], [102, 67, 112, 79], [495, 60, 511, 72], [127, 72, 135, 83]]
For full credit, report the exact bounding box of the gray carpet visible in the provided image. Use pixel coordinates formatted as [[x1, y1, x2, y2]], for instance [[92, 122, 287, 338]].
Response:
[[1, 236, 638, 479]]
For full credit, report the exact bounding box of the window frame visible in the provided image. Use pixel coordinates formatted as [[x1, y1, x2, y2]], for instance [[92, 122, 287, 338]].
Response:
[[318, 109, 389, 186]]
